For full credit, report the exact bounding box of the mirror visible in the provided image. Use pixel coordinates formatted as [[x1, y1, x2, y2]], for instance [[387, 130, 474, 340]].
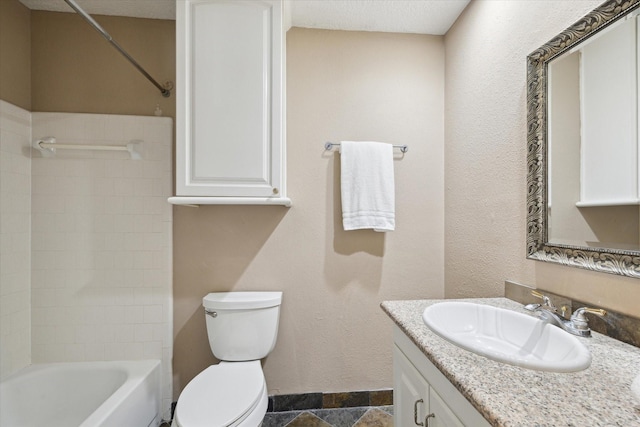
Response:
[[527, 0, 640, 278]]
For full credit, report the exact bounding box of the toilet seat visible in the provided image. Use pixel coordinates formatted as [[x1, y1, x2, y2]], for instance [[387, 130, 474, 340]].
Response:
[[173, 361, 267, 427]]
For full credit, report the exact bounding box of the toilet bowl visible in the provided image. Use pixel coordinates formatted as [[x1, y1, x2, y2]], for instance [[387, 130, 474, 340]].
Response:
[[171, 361, 268, 427], [172, 292, 282, 427]]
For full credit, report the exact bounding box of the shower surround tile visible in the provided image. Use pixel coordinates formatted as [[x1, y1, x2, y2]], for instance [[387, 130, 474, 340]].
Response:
[[30, 112, 173, 415], [0, 100, 32, 379]]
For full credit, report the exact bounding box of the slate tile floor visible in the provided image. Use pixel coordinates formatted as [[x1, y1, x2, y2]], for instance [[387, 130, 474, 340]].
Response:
[[162, 391, 394, 426], [261, 405, 394, 427]]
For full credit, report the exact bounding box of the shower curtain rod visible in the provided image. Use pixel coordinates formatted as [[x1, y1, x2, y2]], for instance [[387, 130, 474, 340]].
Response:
[[63, 0, 172, 98]]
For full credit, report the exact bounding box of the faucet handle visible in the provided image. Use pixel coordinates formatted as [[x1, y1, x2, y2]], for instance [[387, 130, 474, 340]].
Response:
[[570, 307, 607, 331], [531, 290, 556, 310], [579, 307, 607, 317]]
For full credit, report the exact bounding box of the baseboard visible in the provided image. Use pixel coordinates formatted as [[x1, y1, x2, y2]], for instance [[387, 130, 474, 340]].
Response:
[[267, 389, 393, 412]]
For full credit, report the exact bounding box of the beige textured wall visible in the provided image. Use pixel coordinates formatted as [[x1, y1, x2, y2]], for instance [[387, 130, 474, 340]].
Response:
[[444, 0, 640, 317], [30, 11, 175, 118], [0, 0, 31, 110], [173, 27, 445, 397], [548, 52, 582, 245], [19, 0, 637, 402], [8, 8, 445, 398]]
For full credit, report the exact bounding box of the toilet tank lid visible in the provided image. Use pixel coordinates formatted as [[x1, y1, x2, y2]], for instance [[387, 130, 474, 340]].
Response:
[[203, 291, 283, 310]]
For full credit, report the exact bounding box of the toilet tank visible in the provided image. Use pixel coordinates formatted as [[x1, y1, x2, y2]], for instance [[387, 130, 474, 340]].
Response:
[[203, 292, 282, 361]]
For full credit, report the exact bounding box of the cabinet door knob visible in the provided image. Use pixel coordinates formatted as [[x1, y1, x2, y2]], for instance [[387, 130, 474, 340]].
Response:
[[414, 399, 425, 426], [425, 413, 435, 426]]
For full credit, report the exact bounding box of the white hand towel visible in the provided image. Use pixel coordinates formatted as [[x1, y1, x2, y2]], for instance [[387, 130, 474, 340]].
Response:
[[340, 141, 395, 232]]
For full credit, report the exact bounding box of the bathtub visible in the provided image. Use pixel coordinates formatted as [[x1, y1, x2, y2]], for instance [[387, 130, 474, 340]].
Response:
[[0, 360, 161, 427]]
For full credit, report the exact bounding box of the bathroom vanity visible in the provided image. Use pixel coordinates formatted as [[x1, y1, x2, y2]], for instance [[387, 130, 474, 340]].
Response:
[[382, 298, 640, 426], [393, 324, 490, 426]]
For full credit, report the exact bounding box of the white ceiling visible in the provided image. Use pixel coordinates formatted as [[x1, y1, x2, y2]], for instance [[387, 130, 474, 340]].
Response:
[[18, 0, 470, 35]]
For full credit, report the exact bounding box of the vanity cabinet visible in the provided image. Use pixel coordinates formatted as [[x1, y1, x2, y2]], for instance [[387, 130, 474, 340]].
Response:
[[393, 325, 490, 427], [170, 0, 291, 206], [394, 346, 464, 427]]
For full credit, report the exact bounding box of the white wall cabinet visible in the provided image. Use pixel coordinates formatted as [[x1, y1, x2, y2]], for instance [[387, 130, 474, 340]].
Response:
[[170, 0, 291, 206], [393, 325, 490, 427]]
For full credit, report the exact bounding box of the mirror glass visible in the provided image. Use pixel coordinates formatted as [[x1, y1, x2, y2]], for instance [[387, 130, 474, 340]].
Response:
[[527, 0, 640, 278], [547, 12, 640, 251]]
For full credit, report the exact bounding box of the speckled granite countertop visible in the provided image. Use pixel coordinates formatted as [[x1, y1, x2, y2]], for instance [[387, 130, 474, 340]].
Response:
[[381, 298, 640, 427]]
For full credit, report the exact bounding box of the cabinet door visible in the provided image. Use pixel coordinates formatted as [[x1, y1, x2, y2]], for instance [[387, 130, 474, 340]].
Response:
[[393, 345, 431, 427], [393, 325, 490, 427], [429, 387, 464, 427], [176, 0, 284, 198]]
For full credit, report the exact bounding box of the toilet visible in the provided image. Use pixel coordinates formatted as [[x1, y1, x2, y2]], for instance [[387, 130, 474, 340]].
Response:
[[172, 291, 283, 427]]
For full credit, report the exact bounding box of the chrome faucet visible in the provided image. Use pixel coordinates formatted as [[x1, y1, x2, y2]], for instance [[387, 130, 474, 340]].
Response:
[[524, 290, 607, 337]]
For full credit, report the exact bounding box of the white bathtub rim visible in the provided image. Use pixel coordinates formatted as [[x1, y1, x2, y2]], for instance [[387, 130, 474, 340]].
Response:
[[0, 359, 162, 427], [80, 360, 161, 427]]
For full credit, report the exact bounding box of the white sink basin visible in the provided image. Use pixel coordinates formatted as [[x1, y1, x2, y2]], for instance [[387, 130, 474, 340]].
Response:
[[632, 374, 640, 407], [422, 302, 591, 372]]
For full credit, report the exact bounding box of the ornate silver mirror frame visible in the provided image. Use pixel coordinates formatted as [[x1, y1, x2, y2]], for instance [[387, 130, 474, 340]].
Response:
[[527, 0, 640, 278]]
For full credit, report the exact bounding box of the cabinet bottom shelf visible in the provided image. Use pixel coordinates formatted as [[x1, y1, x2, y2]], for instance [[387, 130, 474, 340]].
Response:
[[168, 196, 292, 207], [576, 198, 640, 207]]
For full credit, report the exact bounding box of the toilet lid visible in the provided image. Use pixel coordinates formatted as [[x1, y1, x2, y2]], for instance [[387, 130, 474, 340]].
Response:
[[176, 361, 265, 427]]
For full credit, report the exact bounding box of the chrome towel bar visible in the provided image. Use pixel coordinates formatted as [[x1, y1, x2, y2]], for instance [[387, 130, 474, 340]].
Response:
[[324, 142, 408, 153]]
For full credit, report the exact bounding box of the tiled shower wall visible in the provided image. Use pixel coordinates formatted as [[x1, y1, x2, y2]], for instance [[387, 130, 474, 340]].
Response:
[[30, 112, 173, 413], [0, 100, 32, 379]]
